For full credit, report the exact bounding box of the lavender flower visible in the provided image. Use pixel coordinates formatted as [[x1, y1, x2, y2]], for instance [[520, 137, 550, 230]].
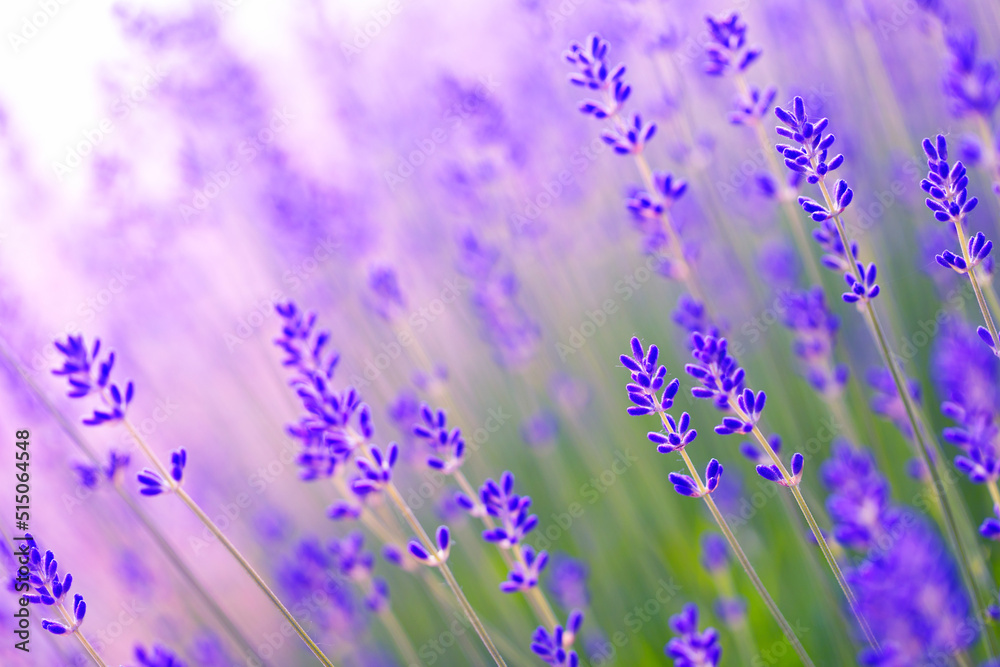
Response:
[[412, 405, 466, 473], [408, 526, 452, 567], [21, 535, 87, 636], [664, 603, 721, 667], [620, 336, 723, 498], [867, 368, 922, 438], [137, 448, 187, 496], [775, 97, 881, 305], [275, 302, 372, 482], [531, 610, 583, 666], [53, 335, 134, 426]]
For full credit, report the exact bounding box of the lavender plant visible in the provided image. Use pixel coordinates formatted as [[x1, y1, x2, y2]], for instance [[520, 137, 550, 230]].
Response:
[[52, 334, 337, 667]]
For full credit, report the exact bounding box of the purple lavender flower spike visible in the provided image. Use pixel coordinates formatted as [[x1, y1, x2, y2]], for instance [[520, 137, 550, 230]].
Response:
[[412, 405, 466, 473], [350, 443, 398, 496], [703, 13, 761, 77], [478, 471, 539, 546], [699, 533, 728, 572], [757, 452, 804, 487], [685, 332, 745, 411], [822, 442, 975, 661], [669, 459, 723, 498], [665, 603, 721, 667], [137, 447, 186, 496], [867, 368, 922, 438], [500, 546, 548, 594], [21, 534, 88, 636], [531, 609, 583, 666], [547, 555, 590, 609], [775, 97, 880, 303], [53, 335, 135, 426], [408, 526, 451, 567]]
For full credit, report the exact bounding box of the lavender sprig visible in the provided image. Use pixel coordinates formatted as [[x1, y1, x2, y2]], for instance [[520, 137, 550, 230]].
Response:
[[530, 610, 583, 666], [619, 337, 814, 666], [922, 133, 1000, 355], [20, 534, 106, 666], [54, 334, 338, 667], [275, 302, 508, 666], [775, 96, 991, 641], [702, 12, 823, 284], [565, 33, 716, 333], [684, 331, 880, 652]]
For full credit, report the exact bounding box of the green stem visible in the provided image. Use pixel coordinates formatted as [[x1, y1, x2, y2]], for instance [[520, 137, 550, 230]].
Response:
[[741, 418, 879, 653], [384, 484, 507, 666], [54, 602, 108, 667]]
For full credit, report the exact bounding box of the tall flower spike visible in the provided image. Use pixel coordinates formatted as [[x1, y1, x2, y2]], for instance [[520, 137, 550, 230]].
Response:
[[665, 603, 721, 667], [501, 546, 549, 594], [21, 535, 86, 635], [620, 337, 694, 452], [53, 335, 135, 426], [922, 133, 1000, 356], [478, 471, 539, 547], [780, 288, 849, 396], [531, 610, 583, 666], [775, 97, 880, 304]]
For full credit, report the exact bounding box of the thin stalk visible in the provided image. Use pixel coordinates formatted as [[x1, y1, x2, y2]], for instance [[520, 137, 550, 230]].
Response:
[[651, 396, 814, 665], [0, 341, 265, 664], [122, 420, 336, 667], [384, 483, 507, 667], [814, 179, 998, 658], [738, 413, 879, 653], [677, 447, 814, 666], [53, 603, 107, 667], [954, 217, 1000, 347]]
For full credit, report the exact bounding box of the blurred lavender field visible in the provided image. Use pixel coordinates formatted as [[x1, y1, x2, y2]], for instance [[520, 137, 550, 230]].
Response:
[[5, 0, 1000, 665]]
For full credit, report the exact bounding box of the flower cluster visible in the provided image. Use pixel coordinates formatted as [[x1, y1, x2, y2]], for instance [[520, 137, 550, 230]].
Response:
[[664, 603, 721, 667], [775, 96, 880, 305], [412, 405, 466, 473], [867, 368, 922, 439], [458, 471, 548, 592], [565, 34, 701, 287], [703, 13, 761, 77], [620, 337, 721, 497], [780, 287, 848, 395], [53, 335, 135, 426], [275, 302, 372, 482], [21, 535, 87, 636], [137, 448, 187, 496], [530, 610, 583, 666], [565, 34, 652, 154]]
